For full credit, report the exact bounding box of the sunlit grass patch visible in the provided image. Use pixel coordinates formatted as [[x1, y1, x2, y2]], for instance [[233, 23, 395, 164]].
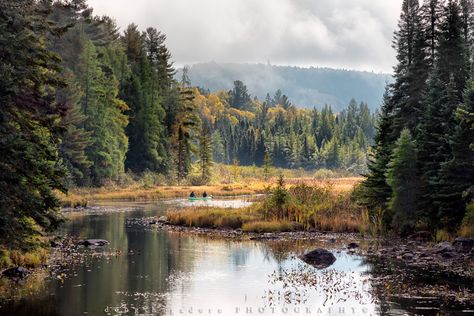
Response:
[[167, 207, 257, 229], [242, 220, 294, 232]]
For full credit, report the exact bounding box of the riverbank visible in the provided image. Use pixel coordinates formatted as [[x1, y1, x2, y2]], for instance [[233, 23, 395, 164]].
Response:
[[59, 177, 361, 207]]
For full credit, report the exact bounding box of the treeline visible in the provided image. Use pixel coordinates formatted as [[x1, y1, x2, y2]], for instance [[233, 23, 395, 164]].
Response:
[[0, 0, 376, 246], [359, 0, 474, 237], [26, 0, 377, 187], [195, 83, 375, 173]]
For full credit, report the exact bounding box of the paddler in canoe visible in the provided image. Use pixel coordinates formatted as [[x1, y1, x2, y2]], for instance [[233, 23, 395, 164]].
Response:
[[188, 191, 212, 201]]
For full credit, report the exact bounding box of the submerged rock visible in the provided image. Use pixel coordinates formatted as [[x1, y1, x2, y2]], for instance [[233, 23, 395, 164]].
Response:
[[2, 267, 31, 280], [300, 248, 336, 269], [78, 239, 109, 247]]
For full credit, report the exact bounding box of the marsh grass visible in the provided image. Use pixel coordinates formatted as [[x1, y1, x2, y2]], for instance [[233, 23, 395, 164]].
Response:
[[167, 207, 258, 229], [242, 221, 295, 232], [60, 176, 362, 207], [0, 247, 48, 270], [166, 181, 370, 234]]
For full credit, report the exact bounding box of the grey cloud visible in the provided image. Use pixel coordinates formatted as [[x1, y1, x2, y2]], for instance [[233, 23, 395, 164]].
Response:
[[87, 0, 403, 73]]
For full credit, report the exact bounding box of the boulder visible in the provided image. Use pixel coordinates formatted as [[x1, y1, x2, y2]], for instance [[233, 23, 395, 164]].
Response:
[[2, 267, 31, 280], [78, 239, 109, 247], [452, 238, 474, 253], [347, 242, 359, 249], [300, 249, 336, 269]]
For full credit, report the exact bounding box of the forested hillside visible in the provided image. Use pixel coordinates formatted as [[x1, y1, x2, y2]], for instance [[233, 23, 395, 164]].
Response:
[[176, 62, 392, 111], [359, 0, 474, 236]]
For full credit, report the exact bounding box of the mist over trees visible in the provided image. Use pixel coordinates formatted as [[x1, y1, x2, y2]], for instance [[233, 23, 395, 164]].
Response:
[[176, 62, 392, 112]]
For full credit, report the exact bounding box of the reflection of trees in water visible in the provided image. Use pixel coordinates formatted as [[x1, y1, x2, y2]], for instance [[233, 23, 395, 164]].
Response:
[[56, 213, 131, 314]]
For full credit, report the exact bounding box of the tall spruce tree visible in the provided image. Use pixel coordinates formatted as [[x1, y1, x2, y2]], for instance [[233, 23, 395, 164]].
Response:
[[417, 0, 469, 226], [391, 0, 430, 137], [121, 24, 168, 173], [359, 88, 393, 217], [436, 79, 474, 229], [386, 129, 419, 234]]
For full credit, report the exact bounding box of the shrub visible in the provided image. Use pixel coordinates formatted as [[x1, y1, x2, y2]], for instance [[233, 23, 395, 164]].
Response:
[[314, 168, 335, 179], [459, 202, 474, 237]]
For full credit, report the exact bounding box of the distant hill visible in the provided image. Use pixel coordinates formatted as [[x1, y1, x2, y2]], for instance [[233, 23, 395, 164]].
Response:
[[176, 62, 392, 111]]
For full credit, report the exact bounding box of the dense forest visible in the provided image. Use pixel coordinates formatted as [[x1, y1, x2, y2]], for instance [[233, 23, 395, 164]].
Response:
[[0, 0, 376, 247], [176, 62, 391, 111], [359, 0, 474, 236]]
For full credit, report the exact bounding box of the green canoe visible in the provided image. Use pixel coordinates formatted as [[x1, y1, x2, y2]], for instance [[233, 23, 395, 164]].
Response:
[[188, 197, 212, 201]]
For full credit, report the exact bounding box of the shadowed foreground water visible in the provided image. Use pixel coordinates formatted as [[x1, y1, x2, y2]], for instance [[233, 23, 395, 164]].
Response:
[[0, 201, 471, 316]]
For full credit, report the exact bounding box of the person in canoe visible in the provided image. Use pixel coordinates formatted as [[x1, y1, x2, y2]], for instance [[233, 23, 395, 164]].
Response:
[[202, 191, 208, 198], [190, 191, 196, 198]]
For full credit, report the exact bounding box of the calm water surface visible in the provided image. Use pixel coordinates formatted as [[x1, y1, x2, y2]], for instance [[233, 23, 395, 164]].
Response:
[[0, 200, 470, 315]]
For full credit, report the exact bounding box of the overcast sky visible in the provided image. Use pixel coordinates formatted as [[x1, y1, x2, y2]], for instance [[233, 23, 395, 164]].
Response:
[[87, 0, 403, 73]]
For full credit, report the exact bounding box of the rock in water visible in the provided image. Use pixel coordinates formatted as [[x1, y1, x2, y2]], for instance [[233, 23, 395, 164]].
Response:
[[78, 239, 109, 247], [300, 249, 336, 269]]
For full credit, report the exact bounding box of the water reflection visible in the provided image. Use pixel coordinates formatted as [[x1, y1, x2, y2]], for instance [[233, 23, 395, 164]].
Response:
[[1, 201, 466, 316]]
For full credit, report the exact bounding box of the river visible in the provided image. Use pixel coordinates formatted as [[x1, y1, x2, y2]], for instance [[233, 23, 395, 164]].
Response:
[[0, 199, 471, 315]]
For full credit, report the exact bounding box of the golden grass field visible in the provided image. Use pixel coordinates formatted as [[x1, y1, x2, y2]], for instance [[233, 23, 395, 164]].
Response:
[[59, 177, 362, 207]]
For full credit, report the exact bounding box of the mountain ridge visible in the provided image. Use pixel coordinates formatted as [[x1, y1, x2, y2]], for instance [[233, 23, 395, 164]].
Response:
[[176, 62, 392, 111]]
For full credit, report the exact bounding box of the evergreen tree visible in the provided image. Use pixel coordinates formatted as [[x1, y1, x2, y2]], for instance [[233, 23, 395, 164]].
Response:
[[436, 79, 474, 229], [229, 80, 252, 110], [56, 70, 92, 185], [391, 0, 430, 137], [122, 26, 168, 173], [359, 88, 394, 217], [386, 128, 419, 234], [78, 40, 128, 185], [0, 0, 66, 247], [263, 151, 272, 181]]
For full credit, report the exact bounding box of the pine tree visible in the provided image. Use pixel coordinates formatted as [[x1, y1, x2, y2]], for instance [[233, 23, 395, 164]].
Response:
[[0, 0, 66, 247], [386, 128, 419, 234], [122, 25, 168, 173], [78, 40, 128, 185]]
